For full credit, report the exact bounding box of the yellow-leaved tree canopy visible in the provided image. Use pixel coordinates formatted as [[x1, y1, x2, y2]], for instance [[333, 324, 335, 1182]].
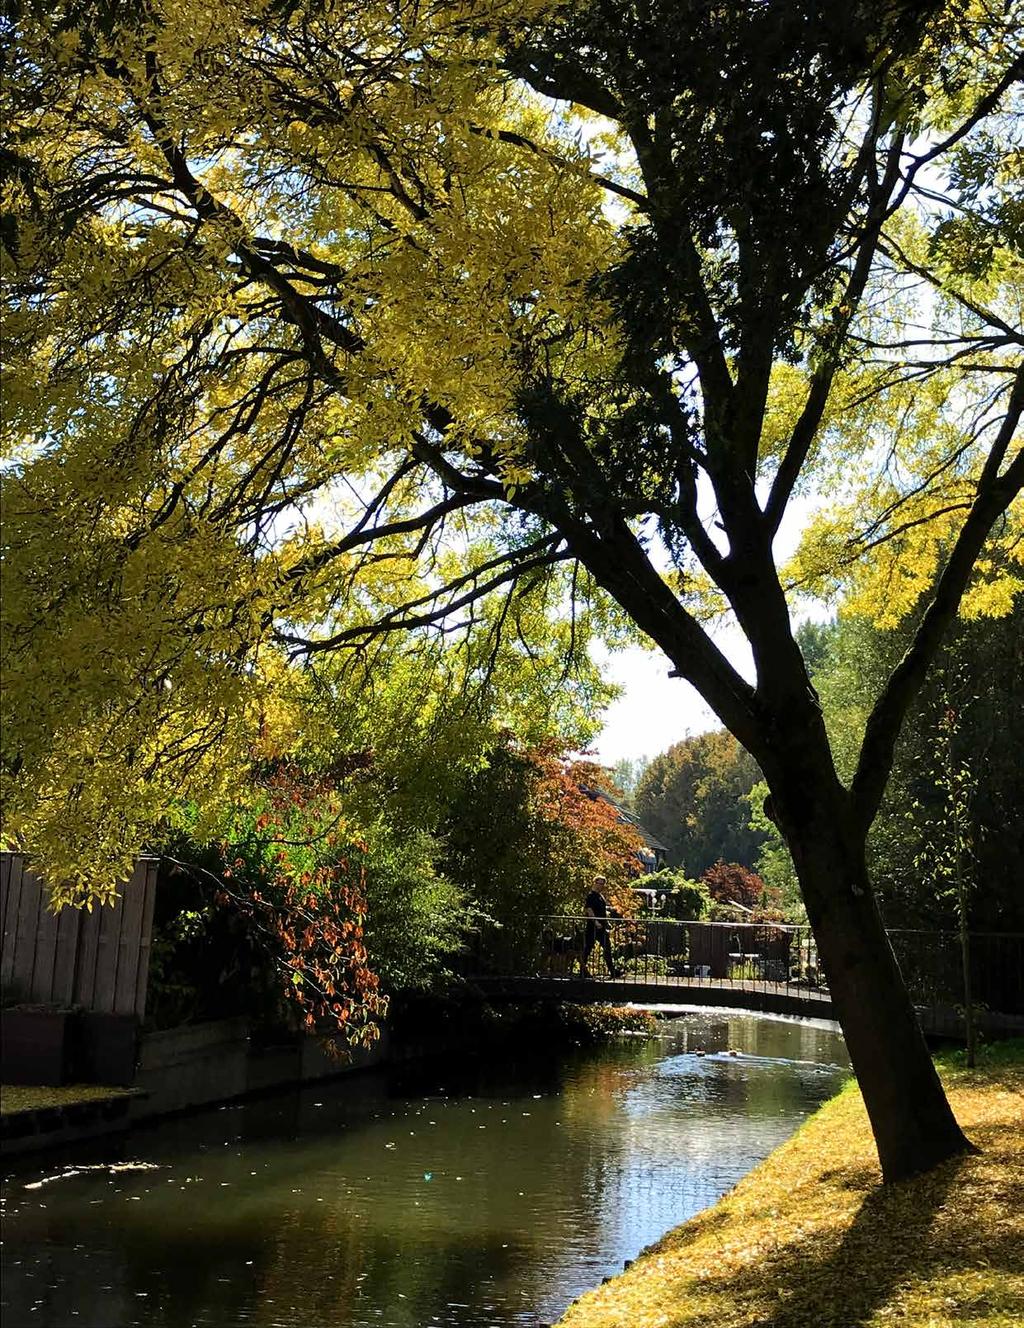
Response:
[[1, 0, 1021, 1181]]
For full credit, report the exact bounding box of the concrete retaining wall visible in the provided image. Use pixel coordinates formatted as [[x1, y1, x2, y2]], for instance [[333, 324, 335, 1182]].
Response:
[[132, 1018, 388, 1120], [134, 1017, 251, 1116]]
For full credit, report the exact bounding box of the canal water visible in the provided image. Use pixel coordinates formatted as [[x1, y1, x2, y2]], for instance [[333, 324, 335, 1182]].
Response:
[[1, 1011, 849, 1328]]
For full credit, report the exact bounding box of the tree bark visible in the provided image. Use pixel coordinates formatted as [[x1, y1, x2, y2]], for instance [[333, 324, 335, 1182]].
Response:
[[771, 742, 975, 1182]]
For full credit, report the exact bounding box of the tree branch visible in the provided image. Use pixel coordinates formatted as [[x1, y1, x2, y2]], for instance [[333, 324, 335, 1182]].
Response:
[[469, 123, 649, 210], [276, 539, 571, 654], [506, 49, 624, 120], [765, 131, 907, 535], [279, 490, 483, 591], [894, 55, 1024, 205], [851, 364, 1024, 830], [135, 53, 364, 379]]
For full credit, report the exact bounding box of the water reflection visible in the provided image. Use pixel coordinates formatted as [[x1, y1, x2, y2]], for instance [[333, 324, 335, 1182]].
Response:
[[2, 1011, 849, 1328]]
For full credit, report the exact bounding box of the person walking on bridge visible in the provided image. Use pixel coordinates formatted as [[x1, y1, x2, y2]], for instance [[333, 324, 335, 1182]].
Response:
[[582, 875, 621, 978]]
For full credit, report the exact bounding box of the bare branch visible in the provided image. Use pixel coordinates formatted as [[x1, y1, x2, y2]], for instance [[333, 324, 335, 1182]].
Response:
[[876, 233, 1024, 346]]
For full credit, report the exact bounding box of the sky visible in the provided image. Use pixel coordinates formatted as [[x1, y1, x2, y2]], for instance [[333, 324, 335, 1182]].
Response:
[[590, 625, 750, 767], [590, 644, 718, 765]]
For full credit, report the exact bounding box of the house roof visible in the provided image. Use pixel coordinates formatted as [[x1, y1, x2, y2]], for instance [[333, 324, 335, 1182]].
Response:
[[581, 784, 669, 855]]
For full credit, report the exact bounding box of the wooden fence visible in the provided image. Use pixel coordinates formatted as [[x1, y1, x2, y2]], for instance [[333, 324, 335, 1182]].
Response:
[[0, 853, 158, 1019]]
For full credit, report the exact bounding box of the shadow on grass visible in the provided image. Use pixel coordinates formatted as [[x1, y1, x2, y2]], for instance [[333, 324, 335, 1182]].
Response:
[[764, 1154, 965, 1328], [681, 1122, 1023, 1328]]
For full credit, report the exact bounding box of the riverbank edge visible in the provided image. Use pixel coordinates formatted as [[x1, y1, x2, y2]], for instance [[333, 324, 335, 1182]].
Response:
[[555, 1040, 1024, 1328], [1, 997, 655, 1156]]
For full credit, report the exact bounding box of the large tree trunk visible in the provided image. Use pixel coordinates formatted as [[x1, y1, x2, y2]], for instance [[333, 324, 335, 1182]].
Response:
[[775, 759, 974, 1182], [577, 520, 976, 1182]]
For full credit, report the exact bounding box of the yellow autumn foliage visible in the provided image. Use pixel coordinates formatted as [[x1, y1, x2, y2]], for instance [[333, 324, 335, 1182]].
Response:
[[785, 365, 1024, 625]]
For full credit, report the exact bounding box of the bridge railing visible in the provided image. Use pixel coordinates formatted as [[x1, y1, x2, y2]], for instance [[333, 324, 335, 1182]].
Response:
[[515, 916, 1024, 1027], [534, 915, 823, 994], [888, 928, 1024, 1028]]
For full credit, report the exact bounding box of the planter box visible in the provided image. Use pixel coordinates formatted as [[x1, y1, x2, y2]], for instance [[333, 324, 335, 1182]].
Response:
[[1, 1008, 71, 1086]]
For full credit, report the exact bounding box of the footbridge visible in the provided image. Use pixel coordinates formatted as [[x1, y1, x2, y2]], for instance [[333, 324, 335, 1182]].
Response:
[[469, 917, 1024, 1040]]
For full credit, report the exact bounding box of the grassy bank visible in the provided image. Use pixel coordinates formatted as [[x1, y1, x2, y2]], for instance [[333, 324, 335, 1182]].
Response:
[[558, 1042, 1024, 1328], [0, 1084, 137, 1115]]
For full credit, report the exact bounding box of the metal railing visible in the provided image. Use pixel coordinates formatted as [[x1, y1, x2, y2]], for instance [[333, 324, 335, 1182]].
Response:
[[534, 915, 824, 995], [888, 928, 1024, 1028], [468, 916, 1024, 1029]]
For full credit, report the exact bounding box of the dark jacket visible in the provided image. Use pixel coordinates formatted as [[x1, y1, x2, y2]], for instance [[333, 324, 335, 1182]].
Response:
[[585, 889, 608, 919]]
